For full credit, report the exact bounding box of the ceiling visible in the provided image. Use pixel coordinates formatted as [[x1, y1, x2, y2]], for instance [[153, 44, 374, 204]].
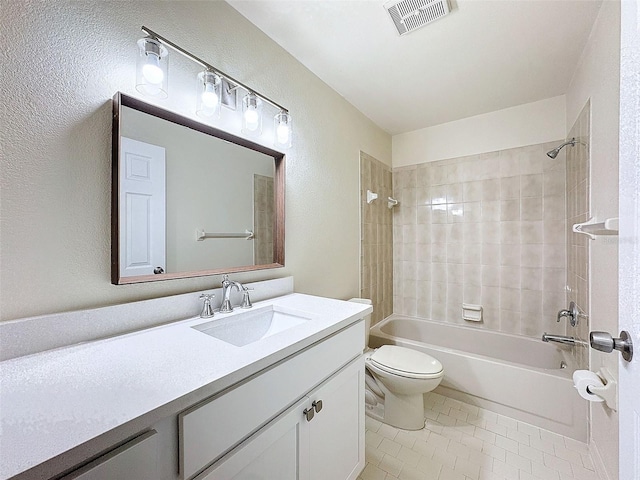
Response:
[[227, 0, 603, 135]]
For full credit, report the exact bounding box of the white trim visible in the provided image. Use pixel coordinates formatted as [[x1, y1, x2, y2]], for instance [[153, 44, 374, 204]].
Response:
[[618, 1, 640, 479]]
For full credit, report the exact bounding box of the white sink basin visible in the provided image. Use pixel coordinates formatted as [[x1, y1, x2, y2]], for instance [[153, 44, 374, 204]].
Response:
[[193, 305, 315, 347]]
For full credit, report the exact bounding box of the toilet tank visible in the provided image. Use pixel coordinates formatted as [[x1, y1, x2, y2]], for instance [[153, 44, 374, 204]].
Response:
[[348, 298, 372, 347]]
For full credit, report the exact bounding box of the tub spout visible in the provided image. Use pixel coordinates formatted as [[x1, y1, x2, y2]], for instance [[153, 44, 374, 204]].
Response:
[[541, 332, 579, 346]]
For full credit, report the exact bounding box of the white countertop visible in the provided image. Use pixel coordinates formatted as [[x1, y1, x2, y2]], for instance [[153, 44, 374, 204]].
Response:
[[0, 293, 371, 480]]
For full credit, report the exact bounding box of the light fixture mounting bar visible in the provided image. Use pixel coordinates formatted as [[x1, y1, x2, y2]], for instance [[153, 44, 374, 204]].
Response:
[[141, 26, 288, 113]]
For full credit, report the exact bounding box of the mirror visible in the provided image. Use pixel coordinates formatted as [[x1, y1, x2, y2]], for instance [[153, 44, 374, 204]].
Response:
[[112, 93, 284, 285]]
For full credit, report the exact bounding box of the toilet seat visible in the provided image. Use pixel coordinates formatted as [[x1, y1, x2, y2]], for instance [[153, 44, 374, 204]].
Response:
[[368, 345, 443, 379]]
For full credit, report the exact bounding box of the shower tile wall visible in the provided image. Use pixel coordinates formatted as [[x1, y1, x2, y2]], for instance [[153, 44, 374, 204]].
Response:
[[360, 152, 393, 325], [393, 142, 567, 338], [566, 102, 591, 369], [253, 174, 275, 265]]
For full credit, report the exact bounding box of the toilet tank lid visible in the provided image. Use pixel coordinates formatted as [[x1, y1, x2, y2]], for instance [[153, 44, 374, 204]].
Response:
[[370, 345, 443, 375], [348, 298, 372, 305]]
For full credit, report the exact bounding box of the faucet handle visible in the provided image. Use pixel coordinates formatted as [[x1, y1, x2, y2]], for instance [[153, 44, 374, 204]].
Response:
[[557, 301, 582, 327], [199, 293, 215, 318], [241, 287, 254, 309]]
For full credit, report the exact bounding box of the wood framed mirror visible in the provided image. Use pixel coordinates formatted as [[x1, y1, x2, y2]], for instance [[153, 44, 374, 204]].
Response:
[[112, 92, 285, 285]]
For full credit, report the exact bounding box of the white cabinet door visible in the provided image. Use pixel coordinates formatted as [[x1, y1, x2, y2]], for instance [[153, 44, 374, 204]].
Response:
[[194, 399, 309, 480], [308, 357, 365, 480], [191, 356, 364, 480], [62, 430, 158, 480]]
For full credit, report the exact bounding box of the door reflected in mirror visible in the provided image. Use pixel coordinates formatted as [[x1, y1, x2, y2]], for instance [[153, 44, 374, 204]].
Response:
[[112, 93, 284, 284]]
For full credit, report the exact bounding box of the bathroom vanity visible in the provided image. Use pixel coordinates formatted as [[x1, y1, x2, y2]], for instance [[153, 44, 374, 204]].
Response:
[[0, 289, 371, 480]]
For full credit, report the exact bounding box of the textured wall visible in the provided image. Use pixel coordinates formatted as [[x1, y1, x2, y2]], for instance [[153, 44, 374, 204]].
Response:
[[392, 142, 567, 339], [0, 1, 391, 321], [566, 1, 620, 477], [618, 2, 640, 477]]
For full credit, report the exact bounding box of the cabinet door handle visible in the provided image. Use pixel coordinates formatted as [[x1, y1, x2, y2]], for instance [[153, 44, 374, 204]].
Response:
[[312, 400, 323, 413], [303, 407, 315, 422]]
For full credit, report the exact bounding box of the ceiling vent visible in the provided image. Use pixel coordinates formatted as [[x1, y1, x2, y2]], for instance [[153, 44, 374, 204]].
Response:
[[384, 0, 451, 36]]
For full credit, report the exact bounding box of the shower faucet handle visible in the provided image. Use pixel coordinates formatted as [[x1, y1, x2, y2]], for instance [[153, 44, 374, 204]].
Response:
[[557, 301, 583, 327]]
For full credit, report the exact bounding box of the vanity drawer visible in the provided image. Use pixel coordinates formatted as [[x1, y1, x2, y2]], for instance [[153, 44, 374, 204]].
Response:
[[179, 320, 364, 480], [61, 430, 157, 480]]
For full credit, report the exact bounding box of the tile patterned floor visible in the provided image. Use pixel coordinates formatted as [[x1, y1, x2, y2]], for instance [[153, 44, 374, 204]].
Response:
[[358, 392, 601, 480]]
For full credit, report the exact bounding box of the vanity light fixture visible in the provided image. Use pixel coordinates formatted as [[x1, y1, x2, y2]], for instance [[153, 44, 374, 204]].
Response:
[[135, 26, 293, 148], [274, 110, 292, 148], [242, 92, 262, 135], [136, 37, 169, 98], [196, 70, 221, 119]]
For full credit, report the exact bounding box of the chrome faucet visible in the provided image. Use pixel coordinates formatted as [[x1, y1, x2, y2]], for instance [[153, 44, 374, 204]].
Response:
[[220, 275, 244, 313], [556, 301, 586, 327]]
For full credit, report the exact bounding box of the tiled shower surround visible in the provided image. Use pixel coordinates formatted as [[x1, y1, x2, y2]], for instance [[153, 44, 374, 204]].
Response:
[[360, 152, 394, 325], [566, 102, 591, 369], [253, 174, 274, 265], [392, 142, 568, 339]]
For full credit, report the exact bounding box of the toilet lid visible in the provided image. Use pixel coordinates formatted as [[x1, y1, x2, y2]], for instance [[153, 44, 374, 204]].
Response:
[[369, 345, 443, 377]]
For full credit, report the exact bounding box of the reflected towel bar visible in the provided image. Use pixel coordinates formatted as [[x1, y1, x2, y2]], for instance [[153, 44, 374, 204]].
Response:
[[196, 229, 254, 241]]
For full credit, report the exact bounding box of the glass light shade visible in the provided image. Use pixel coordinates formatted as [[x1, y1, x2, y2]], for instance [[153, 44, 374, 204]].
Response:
[[273, 111, 293, 149], [242, 92, 262, 135], [196, 71, 221, 119], [136, 38, 168, 98]]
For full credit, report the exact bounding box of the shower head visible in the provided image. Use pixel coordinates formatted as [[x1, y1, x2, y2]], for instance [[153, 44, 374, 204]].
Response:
[[546, 138, 577, 158]]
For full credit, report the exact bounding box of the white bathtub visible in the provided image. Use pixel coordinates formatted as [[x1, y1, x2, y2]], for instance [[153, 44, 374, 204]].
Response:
[[369, 315, 587, 441]]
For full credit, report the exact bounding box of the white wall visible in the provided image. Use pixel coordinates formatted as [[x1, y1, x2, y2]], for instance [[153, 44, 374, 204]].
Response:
[[0, 1, 391, 321], [393, 96, 566, 166], [565, 1, 620, 478]]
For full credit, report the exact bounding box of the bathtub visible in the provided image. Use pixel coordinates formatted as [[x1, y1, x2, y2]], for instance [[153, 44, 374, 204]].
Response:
[[369, 315, 587, 441]]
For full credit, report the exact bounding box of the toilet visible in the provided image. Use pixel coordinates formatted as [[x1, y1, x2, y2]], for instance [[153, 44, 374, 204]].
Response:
[[349, 299, 444, 430]]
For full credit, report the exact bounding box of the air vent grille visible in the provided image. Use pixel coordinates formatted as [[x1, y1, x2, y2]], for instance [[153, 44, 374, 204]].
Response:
[[384, 0, 451, 36]]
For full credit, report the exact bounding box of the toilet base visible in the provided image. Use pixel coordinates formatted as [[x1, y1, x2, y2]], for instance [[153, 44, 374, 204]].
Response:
[[365, 381, 426, 430], [383, 391, 426, 430]]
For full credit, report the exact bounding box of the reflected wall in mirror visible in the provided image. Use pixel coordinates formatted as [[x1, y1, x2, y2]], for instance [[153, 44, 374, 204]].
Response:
[[112, 93, 285, 285]]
